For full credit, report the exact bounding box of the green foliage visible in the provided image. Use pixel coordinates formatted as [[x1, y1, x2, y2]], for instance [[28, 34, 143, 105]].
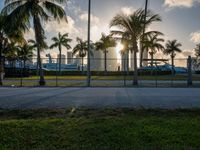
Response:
[[73, 37, 94, 58], [27, 70, 172, 76], [142, 33, 165, 56], [50, 32, 72, 51], [195, 70, 200, 74], [5, 68, 30, 77], [95, 33, 116, 52], [110, 9, 162, 85], [164, 40, 182, 58], [1, 109, 200, 149]]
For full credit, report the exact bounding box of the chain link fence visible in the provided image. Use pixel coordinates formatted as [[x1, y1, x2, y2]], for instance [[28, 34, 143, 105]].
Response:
[[1, 56, 200, 87]]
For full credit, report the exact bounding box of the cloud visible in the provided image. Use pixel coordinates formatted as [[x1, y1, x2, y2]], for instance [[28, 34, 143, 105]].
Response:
[[164, 0, 200, 8], [190, 31, 200, 43], [121, 7, 135, 15], [79, 13, 100, 25], [79, 12, 110, 42], [44, 16, 79, 35]]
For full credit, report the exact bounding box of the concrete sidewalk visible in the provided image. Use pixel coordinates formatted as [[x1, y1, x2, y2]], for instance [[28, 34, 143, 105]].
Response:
[[0, 87, 199, 109]]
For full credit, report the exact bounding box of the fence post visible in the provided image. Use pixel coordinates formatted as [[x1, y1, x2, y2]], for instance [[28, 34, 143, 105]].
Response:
[[20, 60, 23, 87], [187, 56, 193, 87], [0, 56, 4, 86]]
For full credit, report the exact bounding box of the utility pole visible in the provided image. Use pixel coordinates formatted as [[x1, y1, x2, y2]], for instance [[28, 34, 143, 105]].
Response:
[[140, 0, 149, 67], [87, 0, 91, 87]]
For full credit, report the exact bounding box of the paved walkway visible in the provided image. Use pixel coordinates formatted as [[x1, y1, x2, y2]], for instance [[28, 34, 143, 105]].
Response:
[[0, 87, 199, 109]]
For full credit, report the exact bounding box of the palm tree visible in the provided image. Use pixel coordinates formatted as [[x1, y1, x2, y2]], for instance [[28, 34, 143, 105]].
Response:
[[140, 0, 149, 67], [17, 41, 35, 69], [73, 38, 93, 72], [110, 9, 161, 85], [0, 14, 25, 85], [3, 0, 67, 85], [4, 41, 19, 68], [50, 32, 72, 74], [164, 40, 182, 75], [95, 33, 116, 74], [142, 33, 165, 68]]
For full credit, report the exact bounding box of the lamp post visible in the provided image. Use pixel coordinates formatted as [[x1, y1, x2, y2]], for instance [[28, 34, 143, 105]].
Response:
[[87, 0, 91, 87], [140, 0, 149, 67]]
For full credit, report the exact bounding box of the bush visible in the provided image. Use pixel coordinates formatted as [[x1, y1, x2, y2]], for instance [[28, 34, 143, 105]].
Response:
[[195, 70, 200, 74], [5, 68, 30, 77], [138, 70, 172, 76], [29, 70, 172, 76]]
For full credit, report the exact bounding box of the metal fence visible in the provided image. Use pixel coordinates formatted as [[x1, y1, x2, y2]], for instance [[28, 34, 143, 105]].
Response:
[[1, 56, 200, 87]]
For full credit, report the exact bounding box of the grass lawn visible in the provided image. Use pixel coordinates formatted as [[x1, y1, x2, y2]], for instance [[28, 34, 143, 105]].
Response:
[[1, 108, 200, 149]]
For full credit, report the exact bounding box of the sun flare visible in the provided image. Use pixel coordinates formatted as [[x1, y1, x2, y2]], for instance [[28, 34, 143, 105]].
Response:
[[116, 42, 124, 61]]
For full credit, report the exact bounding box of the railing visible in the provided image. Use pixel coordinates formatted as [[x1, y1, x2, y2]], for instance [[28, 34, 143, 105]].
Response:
[[1, 57, 200, 87]]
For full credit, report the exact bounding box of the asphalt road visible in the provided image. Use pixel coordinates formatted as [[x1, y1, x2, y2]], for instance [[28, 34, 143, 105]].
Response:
[[0, 87, 200, 109]]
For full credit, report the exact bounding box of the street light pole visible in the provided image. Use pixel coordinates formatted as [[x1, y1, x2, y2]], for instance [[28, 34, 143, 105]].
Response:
[[87, 0, 91, 87], [140, 0, 149, 67]]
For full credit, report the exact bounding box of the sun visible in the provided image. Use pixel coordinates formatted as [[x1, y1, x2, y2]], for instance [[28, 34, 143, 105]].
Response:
[[116, 42, 124, 52], [116, 42, 124, 61]]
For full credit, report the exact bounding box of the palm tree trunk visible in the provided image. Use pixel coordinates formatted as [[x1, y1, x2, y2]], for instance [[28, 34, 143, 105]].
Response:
[[126, 51, 129, 75], [59, 44, 62, 75], [140, 49, 144, 68], [171, 56, 175, 76], [37, 49, 45, 85], [151, 53, 154, 68], [133, 50, 138, 85], [151, 53, 154, 75], [23, 60, 26, 69], [81, 57, 84, 72], [104, 49, 107, 74], [33, 15, 45, 86]]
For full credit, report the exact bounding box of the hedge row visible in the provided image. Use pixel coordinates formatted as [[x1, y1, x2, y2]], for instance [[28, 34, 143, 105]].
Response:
[[30, 70, 172, 76], [195, 71, 200, 74], [5, 68, 30, 77], [5, 68, 173, 77]]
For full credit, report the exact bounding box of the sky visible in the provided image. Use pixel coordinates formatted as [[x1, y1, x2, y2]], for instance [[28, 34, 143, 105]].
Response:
[[1, 0, 200, 59]]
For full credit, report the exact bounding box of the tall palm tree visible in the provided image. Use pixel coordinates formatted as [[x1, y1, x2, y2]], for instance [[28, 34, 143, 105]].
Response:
[[73, 38, 93, 72], [50, 32, 72, 74], [110, 9, 161, 85], [164, 40, 182, 75], [95, 33, 116, 74], [17, 41, 35, 69], [0, 14, 25, 85], [3, 0, 67, 85], [142, 33, 165, 68]]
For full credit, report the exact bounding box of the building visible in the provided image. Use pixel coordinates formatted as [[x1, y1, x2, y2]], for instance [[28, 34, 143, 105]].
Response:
[[121, 52, 129, 71], [90, 50, 104, 71], [67, 51, 73, 64], [107, 47, 119, 71], [57, 54, 66, 64]]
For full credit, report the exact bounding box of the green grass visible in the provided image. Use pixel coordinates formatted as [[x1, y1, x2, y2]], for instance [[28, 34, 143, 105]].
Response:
[[1, 108, 200, 149]]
